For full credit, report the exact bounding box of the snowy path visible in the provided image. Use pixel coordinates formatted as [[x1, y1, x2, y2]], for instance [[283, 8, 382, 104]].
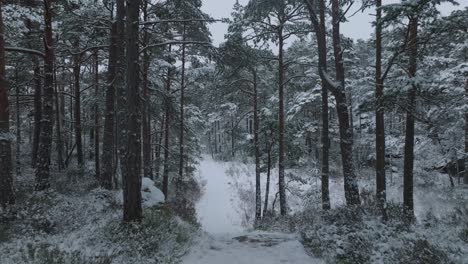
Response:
[[182, 156, 323, 264]]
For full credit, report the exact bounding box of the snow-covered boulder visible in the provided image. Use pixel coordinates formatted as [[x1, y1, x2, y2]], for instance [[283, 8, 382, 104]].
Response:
[[115, 177, 165, 208]]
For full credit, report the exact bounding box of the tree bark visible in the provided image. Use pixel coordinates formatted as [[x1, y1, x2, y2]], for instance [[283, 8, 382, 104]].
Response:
[[31, 58, 42, 167], [73, 38, 83, 166], [142, 0, 152, 178], [0, 0, 15, 206], [15, 68, 21, 176], [278, 27, 287, 216], [94, 51, 100, 180], [101, 20, 117, 190], [122, 0, 142, 222], [54, 60, 64, 171], [115, 0, 126, 173], [331, 0, 360, 206], [318, 0, 330, 210], [162, 67, 173, 200], [263, 141, 272, 217], [253, 69, 261, 223], [35, 0, 55, 191], [375, 0, 387, 218], [178, 24, 187, 194], [304, 0, 330, 210], [403, 15, 418, 222], [465, 78, 468, 184]]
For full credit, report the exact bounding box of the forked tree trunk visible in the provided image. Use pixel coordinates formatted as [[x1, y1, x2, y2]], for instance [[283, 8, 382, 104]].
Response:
[[403, 15, 418, 222], [35, 0, 55, 191], [331, 0, 360, 206], [304, 0, 330, 210], [122, 0, 142, 222], [0, 0, 15, 206]]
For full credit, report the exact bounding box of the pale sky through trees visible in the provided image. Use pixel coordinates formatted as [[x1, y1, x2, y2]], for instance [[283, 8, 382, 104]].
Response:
[[201, 0, 468, 46]]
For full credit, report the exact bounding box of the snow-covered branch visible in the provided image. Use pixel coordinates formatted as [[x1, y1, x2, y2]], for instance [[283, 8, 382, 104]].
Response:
[[5, 47, 45, 58]]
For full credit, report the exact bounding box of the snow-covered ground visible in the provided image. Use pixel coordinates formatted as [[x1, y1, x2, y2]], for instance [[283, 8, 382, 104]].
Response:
[[195, 156, 243, 234], [182, 231, 323, 264], [184, 156, 322, 264]]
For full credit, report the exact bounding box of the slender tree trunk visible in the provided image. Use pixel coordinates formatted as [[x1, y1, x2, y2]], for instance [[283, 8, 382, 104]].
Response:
[[305, 0, 331, 210], [163, 67, 173, 199], [178, 25, 187, 193], [142, 0, 152, 178], [123, 0, 142, 222], [101, 21, 117, 190], [73, 39, 83, 166], [32, 58, 42, 167], [253, 70, 261, 223], [403, 15, 418, 222], [94, 51, 100, 180], [318, 0, 330, 210], [35, 0, 55, 191], [155, 113, 164, 180], [115, 0, 126, 173], [465, 78, 468, 184], [375, 0, 387, 219], [263, 142, 272, 217], [0, 0, 15, 206], [54, 67, 64, 171], [277, 28, 287, 216], [331, 0, 360, 206], [15, 69, 21, 176]]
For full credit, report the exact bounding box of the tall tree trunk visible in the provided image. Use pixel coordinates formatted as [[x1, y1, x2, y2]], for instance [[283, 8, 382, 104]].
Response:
[[142, 0, 152, 178], [15, 68, 21, 176], [318, 0, 330, 210], [31, 58, 42, 167], [331, 0, 360, 206], [465, 78, 468, 184], [163, 67, 173, 199], [178, 25, 187, 194], [375, 0, 387, 218], [94, 51, 100, 180], [101, 21, 117, 190], [253, 70, 261, 223], [0, 0, 15, 206], [35, 0, 55, 191], [115, 0, 126, 173], [73, 39, 83, 166], [54, 61, 64, 171], [403, 15, 418, 222], [305, 0, 330, 210], [122, 0, 142, 222], [277, 28, 287, 216]]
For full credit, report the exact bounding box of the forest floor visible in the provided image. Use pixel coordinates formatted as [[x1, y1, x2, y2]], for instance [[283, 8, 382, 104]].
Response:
[[185, 155, 468, 264], [182, 156, 323, 264]]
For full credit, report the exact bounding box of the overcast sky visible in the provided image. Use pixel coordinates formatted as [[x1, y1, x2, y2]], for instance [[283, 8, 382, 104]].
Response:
[[201, 0, 467, 46]]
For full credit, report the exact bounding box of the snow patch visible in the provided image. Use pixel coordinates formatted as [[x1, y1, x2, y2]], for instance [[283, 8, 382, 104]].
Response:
[[115, 177, 165, 208]]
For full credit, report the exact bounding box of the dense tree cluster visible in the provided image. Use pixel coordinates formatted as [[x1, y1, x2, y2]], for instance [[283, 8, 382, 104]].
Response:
[[0, 0, 467, 226]]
